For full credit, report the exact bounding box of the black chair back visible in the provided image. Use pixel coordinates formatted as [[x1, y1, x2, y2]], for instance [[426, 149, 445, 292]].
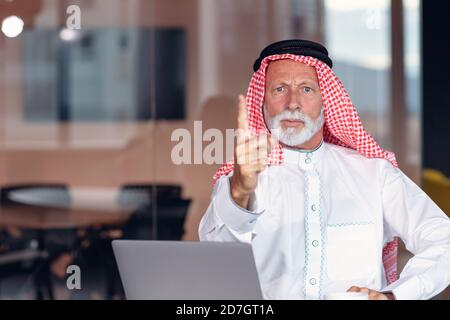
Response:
[[117, 184, 190, 240]]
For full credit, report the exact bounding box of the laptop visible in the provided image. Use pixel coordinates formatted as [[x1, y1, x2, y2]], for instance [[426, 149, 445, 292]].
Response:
[[112, 240, 264, 300]]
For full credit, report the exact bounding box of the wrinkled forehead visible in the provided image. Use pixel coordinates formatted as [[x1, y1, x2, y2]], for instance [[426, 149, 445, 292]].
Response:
[[265, 59, 319, 85]]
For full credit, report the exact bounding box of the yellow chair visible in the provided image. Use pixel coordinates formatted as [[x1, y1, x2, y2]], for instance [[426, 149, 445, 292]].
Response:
[[423, 169, 450, 217]]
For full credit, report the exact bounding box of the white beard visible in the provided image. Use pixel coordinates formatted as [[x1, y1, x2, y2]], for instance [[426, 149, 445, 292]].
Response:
[[264, 107, 325, 147]]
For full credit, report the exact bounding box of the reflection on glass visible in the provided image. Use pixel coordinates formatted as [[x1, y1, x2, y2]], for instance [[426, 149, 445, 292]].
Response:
[[325, 0, 391, 146], [23, 28, 186, 122], [404, 0, 421, 181], [0, 0, 423, 300]]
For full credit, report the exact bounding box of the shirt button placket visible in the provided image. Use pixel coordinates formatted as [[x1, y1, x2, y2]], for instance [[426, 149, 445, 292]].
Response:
[[303, 154, 322, 300]]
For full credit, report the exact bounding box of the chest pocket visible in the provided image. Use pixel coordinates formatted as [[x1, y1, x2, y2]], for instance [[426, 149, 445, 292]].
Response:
[[325, 223, 377, 281]]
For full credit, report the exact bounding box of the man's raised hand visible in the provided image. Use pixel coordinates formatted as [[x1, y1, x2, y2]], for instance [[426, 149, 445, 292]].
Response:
[[230, 95, 274, 209]]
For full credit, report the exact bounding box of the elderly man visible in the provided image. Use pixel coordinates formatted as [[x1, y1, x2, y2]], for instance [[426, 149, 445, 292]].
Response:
[[199, 40, 450, 300]]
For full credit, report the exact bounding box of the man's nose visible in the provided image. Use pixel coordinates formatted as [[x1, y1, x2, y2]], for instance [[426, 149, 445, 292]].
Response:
[[286, 91, 302, 111]]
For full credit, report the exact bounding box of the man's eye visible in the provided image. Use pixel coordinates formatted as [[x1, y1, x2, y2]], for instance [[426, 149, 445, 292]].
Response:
[[303, 87, 313, 93], [275, 86, 285, 93]]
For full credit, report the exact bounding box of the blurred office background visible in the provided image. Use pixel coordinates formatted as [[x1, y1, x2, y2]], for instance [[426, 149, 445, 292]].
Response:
[[0, 0, 448, 299]]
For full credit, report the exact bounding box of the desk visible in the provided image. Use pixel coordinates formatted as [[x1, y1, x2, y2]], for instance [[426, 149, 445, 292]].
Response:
[[1, 187, 149, 229], [9, 187, 150, 213]]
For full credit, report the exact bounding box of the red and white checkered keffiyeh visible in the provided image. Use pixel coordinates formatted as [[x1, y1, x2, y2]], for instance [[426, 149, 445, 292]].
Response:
[[213, 53, 399, 285]]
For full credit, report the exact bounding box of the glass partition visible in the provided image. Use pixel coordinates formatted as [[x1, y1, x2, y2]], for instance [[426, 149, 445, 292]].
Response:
[[0, 0, 422, 300]]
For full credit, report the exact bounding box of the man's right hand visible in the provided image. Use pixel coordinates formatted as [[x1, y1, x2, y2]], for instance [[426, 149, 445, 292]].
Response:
[[230, 95, 274, 209]]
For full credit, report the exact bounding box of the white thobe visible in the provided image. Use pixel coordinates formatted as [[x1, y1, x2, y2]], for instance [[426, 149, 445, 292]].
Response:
[[199, 141, 450, 300]]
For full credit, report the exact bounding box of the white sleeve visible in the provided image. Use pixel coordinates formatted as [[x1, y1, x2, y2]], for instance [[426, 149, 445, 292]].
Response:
[[198, 174, 265, 244], [380, 162, 450, 300]]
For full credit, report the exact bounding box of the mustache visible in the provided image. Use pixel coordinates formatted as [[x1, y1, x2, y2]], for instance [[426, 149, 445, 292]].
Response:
[[274, 110, 309, 122]]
